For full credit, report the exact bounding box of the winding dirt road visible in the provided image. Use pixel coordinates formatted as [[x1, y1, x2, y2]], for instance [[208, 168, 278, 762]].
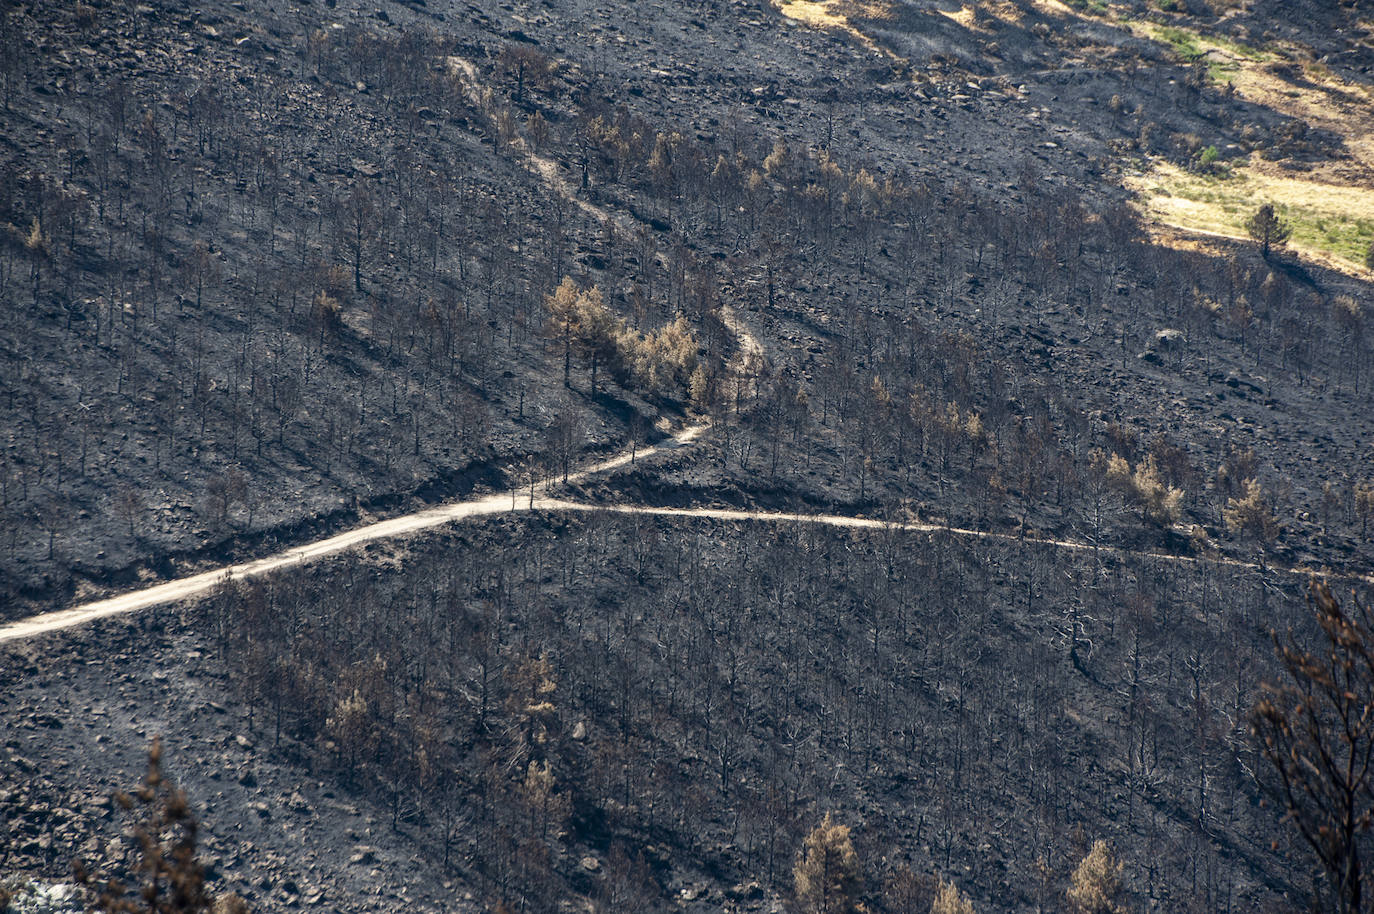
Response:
[[0, 57, 772, 646], [3, 57, 1363, 646], [5, 456, 1366, 643], [0, 424, 706, 644]]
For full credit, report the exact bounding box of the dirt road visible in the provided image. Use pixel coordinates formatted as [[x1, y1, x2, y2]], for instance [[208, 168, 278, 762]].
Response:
[[7, 455, 1368, 643], [0, 422, 705, 643], [5, 55, 1360, 645]]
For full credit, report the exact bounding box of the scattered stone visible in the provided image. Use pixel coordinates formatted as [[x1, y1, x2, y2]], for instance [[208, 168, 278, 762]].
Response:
[[727, 881, 763, 901]]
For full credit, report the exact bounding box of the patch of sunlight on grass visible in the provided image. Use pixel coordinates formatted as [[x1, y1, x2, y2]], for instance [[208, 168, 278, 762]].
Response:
[[1122, 20, 1268, 62], [1076, 0, 1111, 14], [777, 0, 850, 30], [773, 0, 896, 54], [1120, 19, 1271, 83], [1125, 161, 1374, 275], [775, 2, 891, 31], [1028, 0, 1079, 17], [1118, 17, 1374, 181], [1119, 18, 1370, 125], [1228, 66, 1374, 159], [938, 5, 978, 28]]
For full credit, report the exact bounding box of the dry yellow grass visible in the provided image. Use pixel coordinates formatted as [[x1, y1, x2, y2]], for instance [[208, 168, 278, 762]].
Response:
[[768, 2, 1374, 275], [985, 0, 1029, 24], [1233, 69, 1374, 180], [776, 0, 850, 30], [938, 5, 979, 28], [773, 0, 894, 54], [1121, 20, 1374, 179], [1126, 161, 1374, 276], [1110, 18, 1374, 275], [936, 2, 1036, 29], [1029, 0, 1081, 17]]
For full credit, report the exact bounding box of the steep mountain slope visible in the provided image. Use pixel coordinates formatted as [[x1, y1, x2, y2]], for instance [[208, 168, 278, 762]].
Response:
[[3, 0, 1374, 912]]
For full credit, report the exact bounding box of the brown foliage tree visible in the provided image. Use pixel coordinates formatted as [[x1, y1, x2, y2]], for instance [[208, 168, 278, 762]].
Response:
[[1066, 840, 1127, 914], [929, 878, 976, 914], [793, 813, 862, 914], [75, 738, 248, 914], [1252, 581, 1374, 914], [1223, 478, 1278, 548], [497, 44, 551, 105]]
